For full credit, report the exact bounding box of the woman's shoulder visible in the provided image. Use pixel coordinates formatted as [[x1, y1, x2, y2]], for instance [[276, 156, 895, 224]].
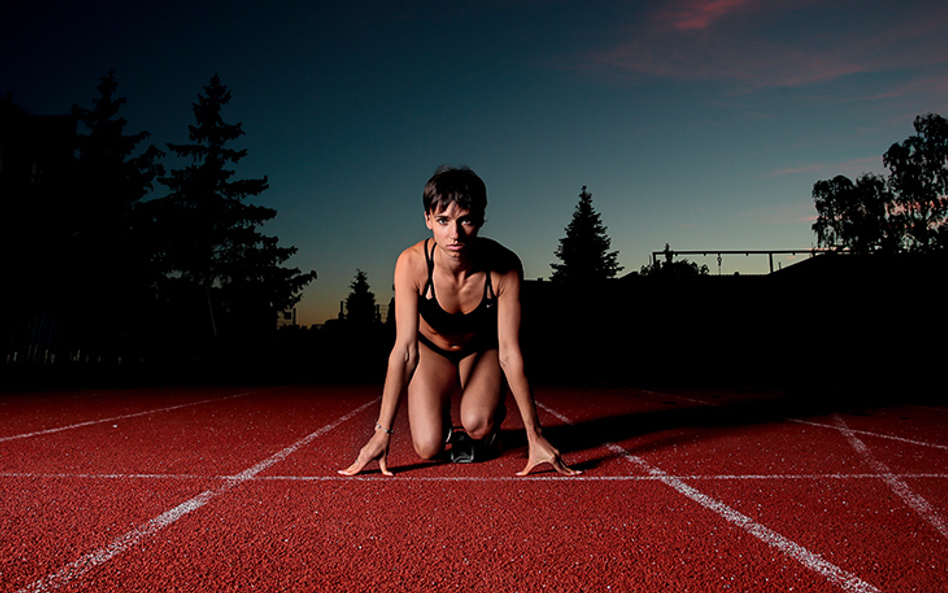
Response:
[[477, 237, 522, 276], [394, 240, 429, 277], [397, 239, 428, 261]]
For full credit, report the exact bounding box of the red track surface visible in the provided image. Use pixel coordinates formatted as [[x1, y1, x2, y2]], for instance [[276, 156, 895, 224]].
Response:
[[1, 384, 946, 592]]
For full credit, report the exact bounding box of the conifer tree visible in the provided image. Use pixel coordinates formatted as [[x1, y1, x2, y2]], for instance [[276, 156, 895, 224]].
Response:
[[551, 186, 622, 282], [70, 70, 164, 351], [156, 75, 316, 337], [345, 269, 379, 326]]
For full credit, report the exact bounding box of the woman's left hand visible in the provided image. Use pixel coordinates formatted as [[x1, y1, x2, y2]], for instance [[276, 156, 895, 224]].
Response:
[[517, 434, 581, 476]]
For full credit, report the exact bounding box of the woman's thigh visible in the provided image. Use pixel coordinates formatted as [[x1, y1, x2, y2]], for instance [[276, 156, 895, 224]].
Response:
[[407, 341, 457, 458], [457, 349, 506, 440]]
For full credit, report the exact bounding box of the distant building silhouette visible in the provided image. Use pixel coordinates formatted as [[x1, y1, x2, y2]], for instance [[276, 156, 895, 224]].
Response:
[[0, 94, 76, 191], [1, 95, 77, 365]]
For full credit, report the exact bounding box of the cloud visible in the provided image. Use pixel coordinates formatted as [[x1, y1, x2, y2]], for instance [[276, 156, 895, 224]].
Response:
[[655, 0, 757, 31], [761, 163, 832, 179], [582, 0, 948, 89]]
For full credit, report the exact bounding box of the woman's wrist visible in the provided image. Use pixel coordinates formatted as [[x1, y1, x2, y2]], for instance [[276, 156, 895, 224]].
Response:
[[375, 422, 394, 435]]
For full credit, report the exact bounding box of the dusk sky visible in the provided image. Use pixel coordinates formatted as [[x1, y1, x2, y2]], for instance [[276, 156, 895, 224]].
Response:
[[4, 0, 946, 326]]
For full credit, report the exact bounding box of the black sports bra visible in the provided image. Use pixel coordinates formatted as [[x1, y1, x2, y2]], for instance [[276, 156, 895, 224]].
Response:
[[418, 239, 497, 336]]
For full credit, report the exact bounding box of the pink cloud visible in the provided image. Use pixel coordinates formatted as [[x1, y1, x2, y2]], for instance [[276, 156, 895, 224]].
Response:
[[582, 0, 948, 89], [656, 0, 756, 31], [761, 163, 831, 179]]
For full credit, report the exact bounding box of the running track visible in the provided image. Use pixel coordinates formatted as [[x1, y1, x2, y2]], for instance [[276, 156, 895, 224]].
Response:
[[1, 384, 946, 592]]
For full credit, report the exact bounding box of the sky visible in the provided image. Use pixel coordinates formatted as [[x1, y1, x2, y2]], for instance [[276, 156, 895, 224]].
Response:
[[4, 0, 947, 326]]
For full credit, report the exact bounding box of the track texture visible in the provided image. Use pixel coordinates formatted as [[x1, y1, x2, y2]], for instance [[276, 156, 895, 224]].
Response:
[[2, 384, 946, 592]]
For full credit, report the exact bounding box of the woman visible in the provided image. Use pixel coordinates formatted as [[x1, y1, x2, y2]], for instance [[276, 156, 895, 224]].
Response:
[[339, 167, 578, 476]]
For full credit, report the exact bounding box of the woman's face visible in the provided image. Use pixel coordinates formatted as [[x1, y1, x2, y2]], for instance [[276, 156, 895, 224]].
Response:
[[425, 202, 481, 258]]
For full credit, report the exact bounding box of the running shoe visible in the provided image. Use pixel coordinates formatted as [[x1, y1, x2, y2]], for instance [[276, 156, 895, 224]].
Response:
[[449, 429, 501, 463]]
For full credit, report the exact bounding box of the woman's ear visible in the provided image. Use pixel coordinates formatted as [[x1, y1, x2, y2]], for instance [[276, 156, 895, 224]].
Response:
[[424, 211, 433, 230]]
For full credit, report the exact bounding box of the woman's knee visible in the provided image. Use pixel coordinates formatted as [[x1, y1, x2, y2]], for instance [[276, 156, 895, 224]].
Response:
[[412, 433, 445, 460], [460, 408, 495, 440]]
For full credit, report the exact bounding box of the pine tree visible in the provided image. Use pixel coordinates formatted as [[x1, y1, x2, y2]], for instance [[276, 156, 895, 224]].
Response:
[[551, 186, 622, 282], [155, 75, 316, 338], [345, 269, 378, 326], [70, 70, 165, 352]]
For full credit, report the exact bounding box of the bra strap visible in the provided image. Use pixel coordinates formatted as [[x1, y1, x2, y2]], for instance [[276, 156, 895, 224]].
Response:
[[483, 270, 495, 300], [423, 239, 436, 299]]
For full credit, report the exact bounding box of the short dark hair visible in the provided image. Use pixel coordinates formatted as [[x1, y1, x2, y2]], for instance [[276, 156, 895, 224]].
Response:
[[422, 166, 487, 224]]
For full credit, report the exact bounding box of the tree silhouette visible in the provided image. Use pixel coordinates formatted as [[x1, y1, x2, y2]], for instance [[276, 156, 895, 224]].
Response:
[[70, 70, 165, 352], [812, 113, 948, 254], [811, 174, 893, 253], [155, 75, 316, 339], [551, 186, 622, 282], [345, 269, 379, 326], [883, 113, 948, 252]]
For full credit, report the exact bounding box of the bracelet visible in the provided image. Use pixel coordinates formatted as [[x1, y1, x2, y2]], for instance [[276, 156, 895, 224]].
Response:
[[376, 423, 394, 434]]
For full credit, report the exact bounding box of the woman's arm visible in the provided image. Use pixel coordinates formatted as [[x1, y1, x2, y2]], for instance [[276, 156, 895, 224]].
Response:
[[338, 247, 421, 476], [495, 261, 580, 477]]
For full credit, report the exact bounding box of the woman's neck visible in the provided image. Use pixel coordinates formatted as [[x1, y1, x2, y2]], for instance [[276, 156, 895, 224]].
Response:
[[435, 239, 477, 278]]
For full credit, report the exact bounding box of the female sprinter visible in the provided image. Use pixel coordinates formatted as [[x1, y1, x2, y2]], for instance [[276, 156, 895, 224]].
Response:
[[339, 167, 578, 477]]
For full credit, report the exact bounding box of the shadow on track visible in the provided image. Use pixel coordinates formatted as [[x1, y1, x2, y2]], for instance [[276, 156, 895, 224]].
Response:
[[525, 387, 934, 472]]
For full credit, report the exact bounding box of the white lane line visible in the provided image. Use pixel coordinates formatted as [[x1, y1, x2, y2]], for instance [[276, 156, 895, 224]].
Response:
[[910, 405, 948, 413], [0, 388, 271, 443], [639, 389, 724, 406], [834, 414, 948, 540], [640, 388, 948, 451], [788, 418, 948, 450], [5, 471, 948, 482], [538, 402, 883, 593], [16, 397, 379, 593]]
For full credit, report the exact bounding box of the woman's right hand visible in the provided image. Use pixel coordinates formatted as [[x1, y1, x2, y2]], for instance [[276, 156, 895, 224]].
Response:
[[338, 428, 394, 476]]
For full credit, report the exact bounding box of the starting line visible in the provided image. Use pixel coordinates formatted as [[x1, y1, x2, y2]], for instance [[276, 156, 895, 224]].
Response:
[[4, 471, 948, 482]]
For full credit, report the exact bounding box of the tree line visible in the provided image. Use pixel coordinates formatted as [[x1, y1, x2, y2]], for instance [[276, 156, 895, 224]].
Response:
[[2, 71, 316, 367], [7, 68, 940, 378], [812, 113, 948, 254], [254, 110, 948, 386]]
